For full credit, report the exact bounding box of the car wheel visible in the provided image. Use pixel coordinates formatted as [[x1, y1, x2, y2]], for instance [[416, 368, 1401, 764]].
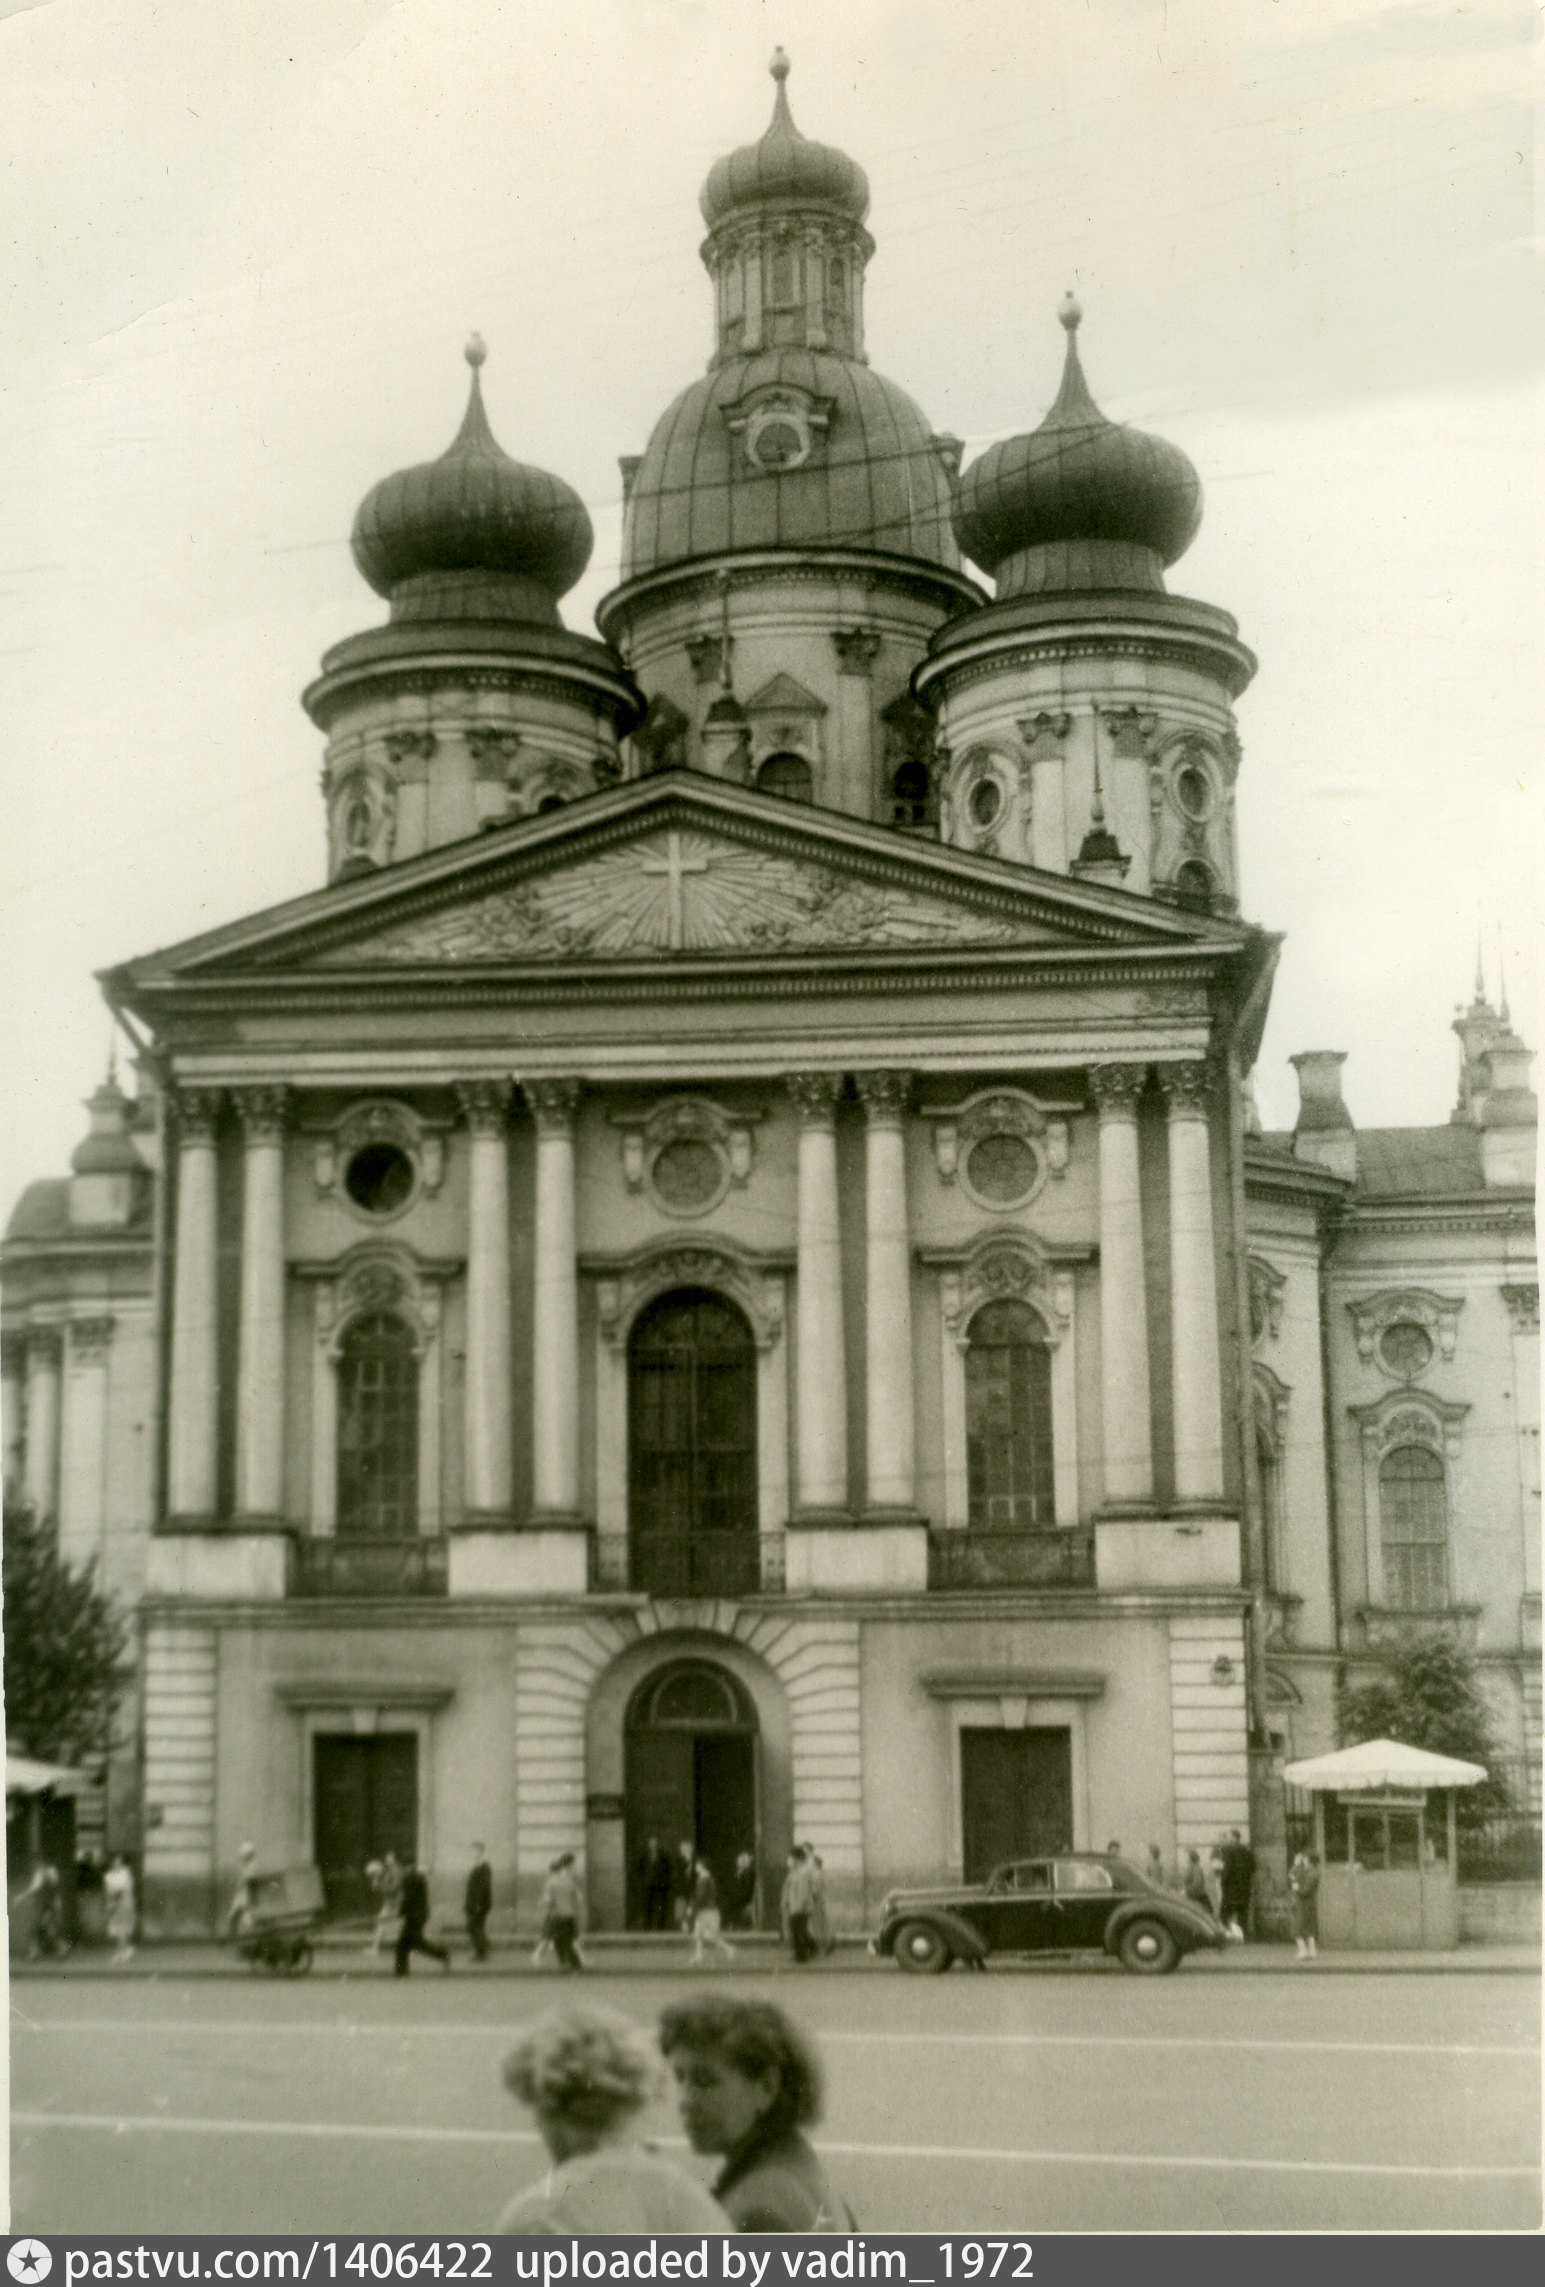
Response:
[[1119, 1917, 1180, 1975], [893, 1919, 953, 1974]]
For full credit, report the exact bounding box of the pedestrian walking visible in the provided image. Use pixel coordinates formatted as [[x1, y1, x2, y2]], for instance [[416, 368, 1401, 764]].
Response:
[[540, 1852, 585, 1973], [1289, 1848, 1320, 1959], [1218, 1828, 1256, 1941], [104, 1855, 136, 1962], [1204, 1840, 1225, 1919], [690, 1857, 736, 1966], [1144, 1843, 1168, 1890], [465, 1840, 493, 1961], [224, 1842, 263, 1938], [803, 1846, 833, 1955], [725, 1849, 757, 1930], [637, 1835, 673, 1932], [1181, 1848, 1212, 1913], [660, 1994, 855, 2232], [25, 1860, 68, 1959], [371, 1851, 404, 1955], [781, 1847, 816, 1963], [394, 1862, 451, 1975], [497, 2006, 730, 2232], [672, 1839, 697, 1931]]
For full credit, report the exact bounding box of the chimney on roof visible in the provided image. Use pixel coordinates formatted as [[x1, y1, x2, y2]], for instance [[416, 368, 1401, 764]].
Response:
[[1290, 1050, 1357, 1182]]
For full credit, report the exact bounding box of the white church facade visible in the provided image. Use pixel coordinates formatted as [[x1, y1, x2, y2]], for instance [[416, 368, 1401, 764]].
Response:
[[4, 59, 1536, 1937]]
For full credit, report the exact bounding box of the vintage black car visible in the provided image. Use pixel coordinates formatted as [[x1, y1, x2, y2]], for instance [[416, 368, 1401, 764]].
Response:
[[871, 1853, 1226, 1975]]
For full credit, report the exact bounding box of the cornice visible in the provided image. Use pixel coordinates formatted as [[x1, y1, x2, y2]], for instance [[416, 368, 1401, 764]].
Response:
[[597, 548, 984, 643], [303, 654, 642, 733], [917, 615, 1257, 704]]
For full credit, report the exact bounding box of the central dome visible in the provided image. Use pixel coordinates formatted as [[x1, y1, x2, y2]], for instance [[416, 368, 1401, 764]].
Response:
[[620, 347, 960, 577], [700, 47, 869, 229]]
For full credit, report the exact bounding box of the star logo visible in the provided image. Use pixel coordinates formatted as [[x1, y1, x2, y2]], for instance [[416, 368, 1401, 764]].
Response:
[[7, 2245, 52, 2284]]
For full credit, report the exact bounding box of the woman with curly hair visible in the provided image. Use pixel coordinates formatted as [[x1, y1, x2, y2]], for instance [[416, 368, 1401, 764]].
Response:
[[658, 1995, 853, 2232], [497, 2006, 730, 2232]]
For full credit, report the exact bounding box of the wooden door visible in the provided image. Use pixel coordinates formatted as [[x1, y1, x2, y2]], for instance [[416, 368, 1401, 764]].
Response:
[[960, 1727, 1072, 1883], [313, 1734, 418, 1916]]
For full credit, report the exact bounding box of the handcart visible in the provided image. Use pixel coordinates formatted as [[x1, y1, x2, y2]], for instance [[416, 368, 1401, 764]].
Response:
[[231, 1864, 325, 1975]]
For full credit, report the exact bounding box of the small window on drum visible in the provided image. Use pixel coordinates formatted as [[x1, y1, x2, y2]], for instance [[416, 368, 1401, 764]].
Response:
[[890, 760, 935, 828], [1175, 760, 1213, 820], [756, 752, 813, 802], [344, 1142, 416, 1216], [1174, 859, 1214, 911], [967, 777, 1003, 830]]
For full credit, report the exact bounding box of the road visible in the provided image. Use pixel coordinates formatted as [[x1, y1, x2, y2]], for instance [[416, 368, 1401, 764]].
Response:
[[10, 1964, 1540, 2234]]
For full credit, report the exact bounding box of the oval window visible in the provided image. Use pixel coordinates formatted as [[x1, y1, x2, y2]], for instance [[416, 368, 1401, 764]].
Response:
[[652, 1138, 723, 1212], [968, 777, 1003, 829], [344, 1142, 415, 1216], [1175, 762, 1212, 819], [965, 1132, 1039, 1206], [1380, 1322, 1434, 1379]]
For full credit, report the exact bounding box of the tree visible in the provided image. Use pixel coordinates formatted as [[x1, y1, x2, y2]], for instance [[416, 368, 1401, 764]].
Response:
[[1338, 1631, 1510, 1815], [2, 1499, 129, 1770]]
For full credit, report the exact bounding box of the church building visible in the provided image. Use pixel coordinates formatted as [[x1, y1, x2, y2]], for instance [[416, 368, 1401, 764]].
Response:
[[4, 58, 1536, 1935]]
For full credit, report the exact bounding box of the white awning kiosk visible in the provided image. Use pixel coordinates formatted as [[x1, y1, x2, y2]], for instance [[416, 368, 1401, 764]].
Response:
[[1282, 1738, 1487, 1950]]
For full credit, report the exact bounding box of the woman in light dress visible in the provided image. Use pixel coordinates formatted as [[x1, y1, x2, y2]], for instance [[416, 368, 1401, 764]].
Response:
[[104, 1856, 136, 1962], [497, 2006, 729, 2233]]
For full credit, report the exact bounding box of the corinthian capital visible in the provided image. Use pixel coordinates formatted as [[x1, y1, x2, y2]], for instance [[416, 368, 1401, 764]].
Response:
[[786, 1072, 842, 1128], [525, 1078, 582, 1137], [175, 1086, 223, 1144], [1155, 1061, 1211, 1118], [457, 1078, 513, 1138], [1088, 1063, 1149, 1118], [233, 1084, 289, 1142], [855, 1068, 912, 1122]]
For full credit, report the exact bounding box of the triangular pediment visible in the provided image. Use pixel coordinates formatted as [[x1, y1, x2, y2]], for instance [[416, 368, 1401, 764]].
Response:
[[745, 672, 826, 717], [115, 775, 1249, 988]]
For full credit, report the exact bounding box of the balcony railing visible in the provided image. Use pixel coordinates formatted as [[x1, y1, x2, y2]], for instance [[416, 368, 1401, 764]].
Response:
[[291, 1537, 448, 1598], [928, 1528, 1096, 1591], [592, 1530, 783, 1598]]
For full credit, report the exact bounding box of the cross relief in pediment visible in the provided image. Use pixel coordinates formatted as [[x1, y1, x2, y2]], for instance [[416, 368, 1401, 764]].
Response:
[[326, 831, 1028, 963]]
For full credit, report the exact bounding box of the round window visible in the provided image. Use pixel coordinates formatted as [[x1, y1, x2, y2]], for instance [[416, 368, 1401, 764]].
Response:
[[746, 410, 810, 472], [965, 1132, 1040, 1206], [968, 777, 1003, 829], [1379, 1322, 1434, 1379], [344, 1141, 415, 1216], [1175, 761, 1212, 819], [651, 1138, 724, 1213]]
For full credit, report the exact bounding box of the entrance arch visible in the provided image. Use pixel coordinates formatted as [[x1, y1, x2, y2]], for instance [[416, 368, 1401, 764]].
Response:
[[624, 1659, 759, 1931], [628, 1289, 758, 1596]]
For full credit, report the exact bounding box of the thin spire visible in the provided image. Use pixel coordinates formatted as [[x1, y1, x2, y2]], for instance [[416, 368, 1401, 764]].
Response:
[[1090, 734, 1107, 826], [1475, 915, 1486, 1004], [1498, 935, 1510, 1023]]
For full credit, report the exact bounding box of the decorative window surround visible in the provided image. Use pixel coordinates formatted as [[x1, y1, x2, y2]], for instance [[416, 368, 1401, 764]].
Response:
[[274, 1683, 455, 1882], [1247, 1255, 1286, 1345], [937, 1694, 1094, 1875], [1349, 1387, 1469, 1613], [610, 1096, 762, 1218], [1347, 1287, 1463, 1377], [310, 1098, 448, 1212], [924, 1088, 1070, 1198], [296, 1246, 458, 1537], [588, 1238, 793, 1591], [923, 1233, 1087, 1530]]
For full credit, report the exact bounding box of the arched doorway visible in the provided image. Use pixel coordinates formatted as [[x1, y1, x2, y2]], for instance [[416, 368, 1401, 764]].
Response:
[[628, 1288, 758, 1595], [624, 1659, 759, 1930]]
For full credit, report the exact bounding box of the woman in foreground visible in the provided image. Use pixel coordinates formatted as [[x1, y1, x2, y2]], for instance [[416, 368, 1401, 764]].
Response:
[[659, 1995, 853, 2232], [498, 2006, 730, 2233]]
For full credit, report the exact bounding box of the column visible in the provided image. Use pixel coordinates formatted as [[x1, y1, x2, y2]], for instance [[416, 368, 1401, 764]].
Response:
[[529, 1079, 581, 1520], [789, 1073, 848, 1515], [167, 1088, 222, 1520], [59, 1316, 114, 1568], [2, 1333, 25, 1506], [1090, 1063, 1154, 1507], [856, 1069, 915, 1512], [1159, 1061, 1226, 1504], [22, 1324, 62, 1523], [458, 1080, 513, 1521], [234, 1085, 288, 1519]]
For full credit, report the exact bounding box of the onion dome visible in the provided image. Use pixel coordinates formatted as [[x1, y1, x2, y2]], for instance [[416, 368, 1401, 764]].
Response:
[[350, 338, 594, 624], [954, 297, 1203, 597], [701, 49, 869, 229]]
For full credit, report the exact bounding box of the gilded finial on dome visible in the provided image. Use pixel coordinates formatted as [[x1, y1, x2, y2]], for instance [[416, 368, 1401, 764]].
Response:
[[465, 332, 488, 371], [1059, 291, 1082, 333], [770, 46, 790, 84]]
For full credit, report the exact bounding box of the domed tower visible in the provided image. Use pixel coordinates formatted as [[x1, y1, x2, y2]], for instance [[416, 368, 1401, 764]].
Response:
[[915, 298, 1256, 905], [598, 53, 981, 825], [304, 339, 640, 878]]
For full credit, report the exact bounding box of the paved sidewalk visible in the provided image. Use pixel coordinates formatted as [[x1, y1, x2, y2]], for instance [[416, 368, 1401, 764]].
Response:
[[13, 1936, 1540, 1978]]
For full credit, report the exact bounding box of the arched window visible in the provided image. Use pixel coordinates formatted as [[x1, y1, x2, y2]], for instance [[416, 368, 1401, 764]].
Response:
[[890, 759, 936, 829], [1380, 1443, 1448, 1609], [337, 1313, 418, 1537], [629, 1290, 757, 1595], [755, 752, 813, 802], [965, 1299, 1054, 1530], [1174, 859, 1214, 910]]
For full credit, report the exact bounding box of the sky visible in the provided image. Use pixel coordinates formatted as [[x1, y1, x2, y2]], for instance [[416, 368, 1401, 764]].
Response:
[[0, 0, 1538, 1203]]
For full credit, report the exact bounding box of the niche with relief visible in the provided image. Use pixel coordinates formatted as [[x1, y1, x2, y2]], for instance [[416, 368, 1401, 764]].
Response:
[[927, 1089, 1068, 1214], [614, 1097, 761, 1221]]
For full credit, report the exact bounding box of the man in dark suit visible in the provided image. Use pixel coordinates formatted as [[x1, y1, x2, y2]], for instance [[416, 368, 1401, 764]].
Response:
[[638, 1836, 673, 1931], [394, 1862, 451, 1975], [464, 1841, 492, 1961]]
